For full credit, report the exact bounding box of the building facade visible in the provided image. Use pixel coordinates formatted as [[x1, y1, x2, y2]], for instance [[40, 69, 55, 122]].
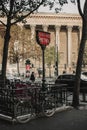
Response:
[[25, 13, 82, 75], [0, 13, 82, 76]]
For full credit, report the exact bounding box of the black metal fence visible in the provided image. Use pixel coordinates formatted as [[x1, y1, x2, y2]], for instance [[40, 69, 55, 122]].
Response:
[[0, 81, 69, 120], [1, 81, 87, 122]]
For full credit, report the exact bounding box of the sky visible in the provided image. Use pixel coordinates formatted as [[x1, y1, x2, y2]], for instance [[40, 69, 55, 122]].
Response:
[[38, 1, 85, 14]]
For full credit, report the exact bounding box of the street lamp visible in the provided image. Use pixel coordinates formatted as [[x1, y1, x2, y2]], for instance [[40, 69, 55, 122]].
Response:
[[36, 30, 50, 90]]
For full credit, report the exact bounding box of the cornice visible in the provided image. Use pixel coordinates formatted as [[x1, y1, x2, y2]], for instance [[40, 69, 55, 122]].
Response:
[[29, 12, 81, 20], [26, 13, 82, 27]]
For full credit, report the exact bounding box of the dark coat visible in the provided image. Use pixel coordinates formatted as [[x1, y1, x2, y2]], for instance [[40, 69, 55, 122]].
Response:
[[30, 73, 35, 81]]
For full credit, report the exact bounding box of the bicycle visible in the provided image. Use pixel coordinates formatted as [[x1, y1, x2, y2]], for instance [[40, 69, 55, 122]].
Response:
[[14, 83, 56, 123]]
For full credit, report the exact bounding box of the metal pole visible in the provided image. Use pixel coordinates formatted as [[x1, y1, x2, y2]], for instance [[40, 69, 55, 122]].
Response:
[[42, 47, 46, 91], [55, 26, 59, 77], [56, 46, 58, 76], [55, 43, 58, 77], [56, 45, 58, 76], [17, 56, 19, 75]]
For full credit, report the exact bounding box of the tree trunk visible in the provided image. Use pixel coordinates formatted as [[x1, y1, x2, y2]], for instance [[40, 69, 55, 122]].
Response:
[[1, 22, 11, 86], [72, 19, 87, 108]]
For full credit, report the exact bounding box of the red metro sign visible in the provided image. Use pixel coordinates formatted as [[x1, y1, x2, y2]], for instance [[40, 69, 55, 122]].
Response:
[[36, 30, 50, 46]]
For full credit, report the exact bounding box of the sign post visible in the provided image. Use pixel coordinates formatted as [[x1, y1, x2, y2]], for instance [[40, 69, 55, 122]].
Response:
[[36, 30, 50, 90]]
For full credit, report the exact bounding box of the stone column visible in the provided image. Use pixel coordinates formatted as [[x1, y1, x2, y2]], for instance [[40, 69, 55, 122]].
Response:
[[30, 25, 36, 71], [42, 25, 48, 32], [54, 25, 60, 76], [78, 26, 82, 45], [30, 25, 36, 40], [55, 25, 60, 51], [67, 26, 72, 70]]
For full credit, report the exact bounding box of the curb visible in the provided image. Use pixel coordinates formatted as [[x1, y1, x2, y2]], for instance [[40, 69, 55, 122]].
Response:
[[0, 105, 73, 124], [56, 105, 73, 113]]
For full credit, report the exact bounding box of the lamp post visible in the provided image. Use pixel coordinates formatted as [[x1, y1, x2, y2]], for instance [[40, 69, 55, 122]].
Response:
[[55, 45, 58, 76], [55, 25, 60, 77], [36, 30, 50, 91], [16, 55, 19, 75]]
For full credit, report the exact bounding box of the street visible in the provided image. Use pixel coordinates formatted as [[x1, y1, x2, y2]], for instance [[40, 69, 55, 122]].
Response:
[[0, 108, 87, 130]]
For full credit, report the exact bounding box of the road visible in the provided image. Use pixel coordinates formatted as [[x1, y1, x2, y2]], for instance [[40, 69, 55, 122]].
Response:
[[0, 108, 87, 130]]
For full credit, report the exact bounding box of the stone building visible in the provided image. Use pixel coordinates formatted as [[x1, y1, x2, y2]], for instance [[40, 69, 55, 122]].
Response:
[[0, 13, 82, 76]]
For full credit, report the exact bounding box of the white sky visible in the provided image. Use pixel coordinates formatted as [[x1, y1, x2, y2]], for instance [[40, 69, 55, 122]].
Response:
[[38, 1, 85, 14]]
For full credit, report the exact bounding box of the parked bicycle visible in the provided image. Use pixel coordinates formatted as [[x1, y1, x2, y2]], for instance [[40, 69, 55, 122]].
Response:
[[0, 80, 68, 124], [14, 83, 56, 123]]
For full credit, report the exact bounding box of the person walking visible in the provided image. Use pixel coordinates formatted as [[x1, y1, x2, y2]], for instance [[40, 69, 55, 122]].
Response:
[[30, 72, 35, 82]]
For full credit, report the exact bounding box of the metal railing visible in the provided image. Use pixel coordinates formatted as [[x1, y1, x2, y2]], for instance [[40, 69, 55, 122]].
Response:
[[0, 81, 69, 123]]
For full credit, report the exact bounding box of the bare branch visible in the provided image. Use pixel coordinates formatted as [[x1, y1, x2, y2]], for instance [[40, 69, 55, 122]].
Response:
[[11, 0, 44, 25], [83, 0, 87, 21], [77, 0, 84, 19], [0, 20, 6, 26], [0, 0, 8, 16]]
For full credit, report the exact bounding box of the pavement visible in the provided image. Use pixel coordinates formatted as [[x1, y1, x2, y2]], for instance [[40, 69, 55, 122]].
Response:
[[0, 104, 87, 130]]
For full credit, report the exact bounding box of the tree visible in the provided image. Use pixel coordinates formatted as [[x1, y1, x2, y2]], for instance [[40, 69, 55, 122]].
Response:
[[0, 0, 45, 84], [45, 46, 55, 77], [42, 0, 87, 108], [72, 0, 87, 108], [82, 41, 87, 67], [37, 0, 87, 108]]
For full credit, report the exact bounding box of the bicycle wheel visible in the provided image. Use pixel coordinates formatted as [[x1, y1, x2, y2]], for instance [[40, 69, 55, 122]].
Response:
[[42, 96, 56, 117], [15, 101, 32, 123]]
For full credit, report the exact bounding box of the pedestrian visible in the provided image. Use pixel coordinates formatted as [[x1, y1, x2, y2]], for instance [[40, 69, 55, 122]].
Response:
[[30, 72, 35, 82]]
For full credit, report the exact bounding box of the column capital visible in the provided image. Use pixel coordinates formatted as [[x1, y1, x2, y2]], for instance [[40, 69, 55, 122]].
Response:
[[30, 24, 36, 29], [42, 25, 48, 32], [78, 26, 82, 31], [30, 25, 36, 40], [67, 26, 72, 32], [55, 25, 60, 31]]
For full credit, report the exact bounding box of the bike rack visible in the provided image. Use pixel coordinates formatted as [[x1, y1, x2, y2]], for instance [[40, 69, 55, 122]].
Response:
[[0, 82, 72, 123]]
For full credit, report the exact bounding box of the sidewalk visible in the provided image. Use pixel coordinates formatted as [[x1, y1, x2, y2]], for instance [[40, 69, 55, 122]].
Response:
[[0, 104, 87, 130], [0, 105, 73, 123]]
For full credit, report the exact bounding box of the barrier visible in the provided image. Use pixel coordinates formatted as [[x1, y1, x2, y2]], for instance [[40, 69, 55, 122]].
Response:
[[0, 81, 72, 122]]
